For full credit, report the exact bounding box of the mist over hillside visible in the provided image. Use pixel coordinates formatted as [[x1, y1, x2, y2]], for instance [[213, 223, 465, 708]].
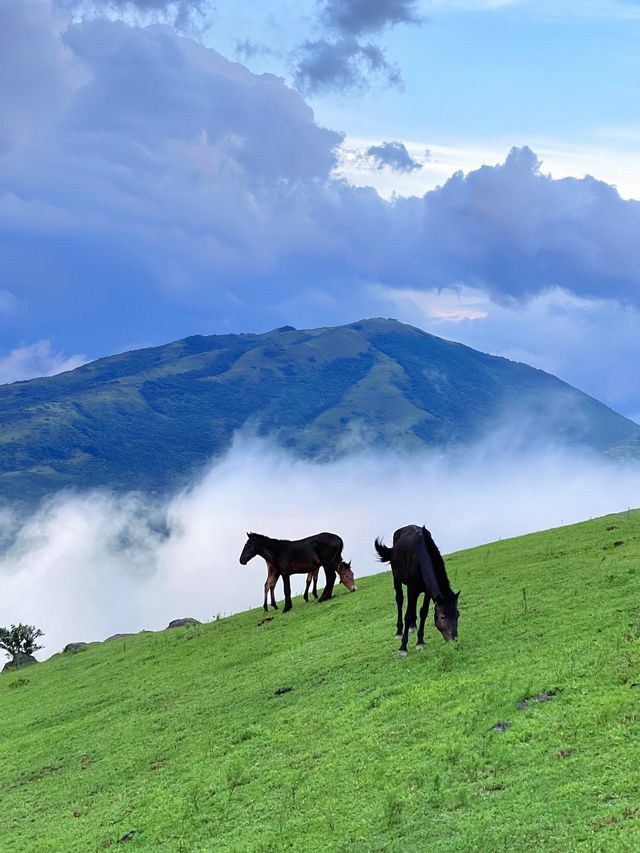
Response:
[[2, 435, 640, 657], [1, 318, 639, 506]]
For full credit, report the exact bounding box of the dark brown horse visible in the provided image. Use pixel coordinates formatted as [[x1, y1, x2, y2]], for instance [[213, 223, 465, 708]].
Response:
[[240, 531, 345, 612], [375, 524, 459, 655]]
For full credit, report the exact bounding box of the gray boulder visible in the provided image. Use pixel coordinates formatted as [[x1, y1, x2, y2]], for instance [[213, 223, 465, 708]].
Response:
[[63, 642, 88, 654], [3, 651, 38, 672], [105, 633, 135, 641], [166, 618, 201, 629]]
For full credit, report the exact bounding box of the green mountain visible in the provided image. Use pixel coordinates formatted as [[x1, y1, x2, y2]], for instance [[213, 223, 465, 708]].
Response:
[[1, 318, 639, 503], [2, 511, 640, 851]]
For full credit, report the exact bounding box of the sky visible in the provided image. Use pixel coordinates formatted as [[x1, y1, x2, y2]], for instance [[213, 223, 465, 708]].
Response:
[[1, 0, 640, 421]]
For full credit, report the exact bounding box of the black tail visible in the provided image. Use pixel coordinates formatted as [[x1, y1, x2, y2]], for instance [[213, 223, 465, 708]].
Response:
[[374, 537, 393, 563]]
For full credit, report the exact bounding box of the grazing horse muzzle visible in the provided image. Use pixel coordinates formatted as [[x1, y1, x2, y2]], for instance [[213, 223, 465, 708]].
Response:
[[337, 561, 356, 593], [435, 599, 459, 642]]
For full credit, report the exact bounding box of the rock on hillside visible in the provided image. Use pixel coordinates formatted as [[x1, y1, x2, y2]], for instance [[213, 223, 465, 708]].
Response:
[[1, 318, 639, 504]]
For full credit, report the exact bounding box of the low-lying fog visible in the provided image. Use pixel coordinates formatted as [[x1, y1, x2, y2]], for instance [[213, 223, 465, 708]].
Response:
[[2, 434, 639, 657]]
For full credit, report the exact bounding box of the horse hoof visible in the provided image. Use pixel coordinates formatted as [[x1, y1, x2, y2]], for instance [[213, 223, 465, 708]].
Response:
[[397, 650, 408, 658], [416, 644, 425, 651], [409, 626, 416, 634], [395, 633, 403, 639], [272, 604, 279, 610]]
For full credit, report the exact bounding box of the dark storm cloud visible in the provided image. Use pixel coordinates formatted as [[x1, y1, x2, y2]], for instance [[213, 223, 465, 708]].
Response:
[[367, 140, 423, 172], [293, 0, 422, 93], [321, 0, 422, 35], [3, 2, 640, 365], [294, 37, 401, 94]]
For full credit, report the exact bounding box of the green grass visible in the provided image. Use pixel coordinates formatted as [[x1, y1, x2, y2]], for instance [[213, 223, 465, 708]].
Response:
[[2, 510, 640, 851]]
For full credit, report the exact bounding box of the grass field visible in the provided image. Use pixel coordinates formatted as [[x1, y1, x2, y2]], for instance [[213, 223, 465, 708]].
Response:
[[2, 510, 640, 851]]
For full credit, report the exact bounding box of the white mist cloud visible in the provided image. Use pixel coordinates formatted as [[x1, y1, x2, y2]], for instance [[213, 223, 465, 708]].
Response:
[[0, 341, 86, 384], [1, 435, 639, 659]]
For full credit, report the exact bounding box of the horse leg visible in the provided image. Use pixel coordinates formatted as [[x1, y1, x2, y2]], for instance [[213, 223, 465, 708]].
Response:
[[394, 578, 404, 638], [318, 560, 337, 602], [416, 594, 430, 649], [399, 587, 419, 656], [312, 569, 318, 599], [303, 571, 312, 602], [282, 574, 293, 613], [269, 576, 279, 610], [264, 564, 278, 610]]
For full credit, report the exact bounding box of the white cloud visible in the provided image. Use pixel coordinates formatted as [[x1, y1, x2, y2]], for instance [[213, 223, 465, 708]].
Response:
[[1, 435, 640, 658], [370, 283, 489, 321], [336, 136, 640, 201], [0, 341, 86, 385]]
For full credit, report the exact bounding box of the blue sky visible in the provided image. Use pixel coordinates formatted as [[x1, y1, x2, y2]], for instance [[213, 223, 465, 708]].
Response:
[[208, 0, 640, 193], [1, 0, 640, 422]]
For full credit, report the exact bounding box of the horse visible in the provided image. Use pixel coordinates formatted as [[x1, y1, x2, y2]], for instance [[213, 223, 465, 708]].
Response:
[[239, 531, 345, 612], [303, 560, 357, 602], [374, 525, 459, 655]]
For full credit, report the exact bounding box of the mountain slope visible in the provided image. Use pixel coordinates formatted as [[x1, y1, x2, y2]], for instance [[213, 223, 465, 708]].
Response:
[[2, 512, 640, 851], [1, 318, 639, 503]]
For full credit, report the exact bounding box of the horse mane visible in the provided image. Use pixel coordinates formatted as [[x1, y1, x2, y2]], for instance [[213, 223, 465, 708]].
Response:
[[422, 527, 454, 601], [247, 533, 278, 545], [248, 532, 287, 549]]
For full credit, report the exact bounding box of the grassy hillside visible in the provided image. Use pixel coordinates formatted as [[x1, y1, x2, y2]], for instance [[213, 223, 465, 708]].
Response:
[[2, 318, 639, 504], [2, 511, 640, 851]]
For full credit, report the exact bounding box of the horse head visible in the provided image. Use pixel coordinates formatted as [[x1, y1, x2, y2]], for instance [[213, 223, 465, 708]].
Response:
[[337, 560, 357, 592], [239, 532, 259, 565], [434, 591, 460, 642]]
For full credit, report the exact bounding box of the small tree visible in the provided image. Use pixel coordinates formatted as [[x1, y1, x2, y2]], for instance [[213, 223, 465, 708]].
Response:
[[0, 624, 44, 659]]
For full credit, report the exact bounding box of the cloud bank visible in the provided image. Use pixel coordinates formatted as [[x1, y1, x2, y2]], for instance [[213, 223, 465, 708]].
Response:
[[2, 436, 639, 658], [3, 0, 640, 419]]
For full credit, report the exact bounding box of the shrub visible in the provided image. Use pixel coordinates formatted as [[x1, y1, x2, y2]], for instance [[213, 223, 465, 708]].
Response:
[[0, 624, 44, 658]]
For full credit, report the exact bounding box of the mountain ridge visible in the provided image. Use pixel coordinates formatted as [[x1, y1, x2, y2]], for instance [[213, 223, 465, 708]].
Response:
[[1, 318, 639, 504]]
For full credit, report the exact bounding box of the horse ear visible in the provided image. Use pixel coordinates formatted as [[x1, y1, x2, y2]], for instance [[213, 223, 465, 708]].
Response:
[[455, 591, 460, 601], [246, 531, 250, 537], [347, 560, 352, 568]]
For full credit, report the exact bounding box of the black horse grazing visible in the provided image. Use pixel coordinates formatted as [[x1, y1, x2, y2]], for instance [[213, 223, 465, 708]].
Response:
[[239, 531, 344, 612], [375, 525, 459, 655]]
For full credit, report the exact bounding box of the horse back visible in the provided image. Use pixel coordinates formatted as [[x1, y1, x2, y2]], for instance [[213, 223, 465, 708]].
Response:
[[390, 525, 428, 590], [283, 532, 343, 568]]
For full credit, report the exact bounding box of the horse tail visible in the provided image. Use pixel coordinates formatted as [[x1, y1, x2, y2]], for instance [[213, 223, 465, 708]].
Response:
[[374, 538, 393, 563], [418, 527, 443, 600]]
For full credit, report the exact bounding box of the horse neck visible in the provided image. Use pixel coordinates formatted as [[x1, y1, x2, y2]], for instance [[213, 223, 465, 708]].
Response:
[[253, 536, 282, 562], [424, 535, 454, 600]]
